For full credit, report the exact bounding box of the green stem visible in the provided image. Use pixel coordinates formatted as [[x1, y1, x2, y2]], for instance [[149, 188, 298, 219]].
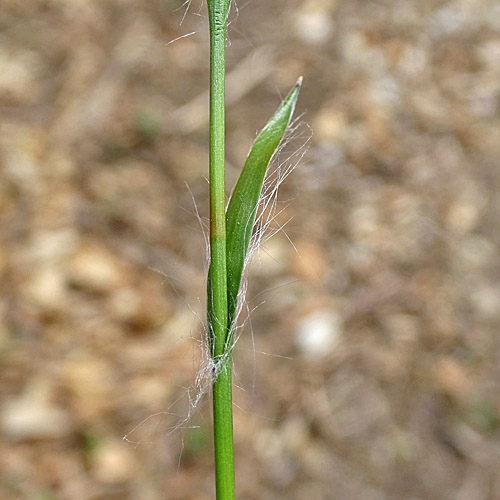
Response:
[[207, 1, 234, 500], [212, 357, 234, 500]]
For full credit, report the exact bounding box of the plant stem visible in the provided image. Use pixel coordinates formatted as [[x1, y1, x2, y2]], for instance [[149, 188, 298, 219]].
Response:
[[212, 359, 234, 500], [207, 1, 235, 499]]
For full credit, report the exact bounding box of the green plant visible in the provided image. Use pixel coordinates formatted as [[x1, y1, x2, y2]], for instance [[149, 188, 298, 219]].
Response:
[[206, 1, 301, 499]]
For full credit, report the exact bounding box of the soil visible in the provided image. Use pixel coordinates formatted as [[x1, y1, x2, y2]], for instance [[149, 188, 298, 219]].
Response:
[[1, 1, 500, 499]]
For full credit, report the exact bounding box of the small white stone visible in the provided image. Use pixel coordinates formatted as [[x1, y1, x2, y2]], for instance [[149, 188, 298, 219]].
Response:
[[92, 439, 136, 484], [293, 8, 333, 46], [470, 285, 500, 321], [446, 200, 480, 234], [28, 229, 78, 263], [109, 287, 141, 320], [295, 309, 342, 357], [67, 243, 125, 292], [1, 382, 72, 440], [27, 266, 66, 310]]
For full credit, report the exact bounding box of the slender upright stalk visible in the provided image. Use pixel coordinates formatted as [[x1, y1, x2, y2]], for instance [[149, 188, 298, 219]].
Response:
[[207, 1, 235, 499]]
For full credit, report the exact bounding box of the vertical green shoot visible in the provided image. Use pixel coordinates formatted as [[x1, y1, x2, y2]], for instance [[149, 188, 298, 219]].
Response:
[[207, 2, 234, 500], [206, 2, 301, 499]]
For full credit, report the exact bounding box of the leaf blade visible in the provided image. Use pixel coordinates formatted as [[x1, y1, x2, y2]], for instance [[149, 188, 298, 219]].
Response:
[[225, 78, 302, 332]]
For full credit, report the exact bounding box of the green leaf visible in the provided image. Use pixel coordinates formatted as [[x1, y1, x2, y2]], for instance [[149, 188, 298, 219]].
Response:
[[225, 78, 302, 333], [207, 78, 302, 355]]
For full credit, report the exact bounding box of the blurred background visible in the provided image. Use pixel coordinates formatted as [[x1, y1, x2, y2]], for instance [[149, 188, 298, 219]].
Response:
[[1, 0, 500, 499]]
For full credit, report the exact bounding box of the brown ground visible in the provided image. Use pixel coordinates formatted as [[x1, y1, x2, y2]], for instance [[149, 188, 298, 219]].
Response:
[[1, 1, 500, 499]]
